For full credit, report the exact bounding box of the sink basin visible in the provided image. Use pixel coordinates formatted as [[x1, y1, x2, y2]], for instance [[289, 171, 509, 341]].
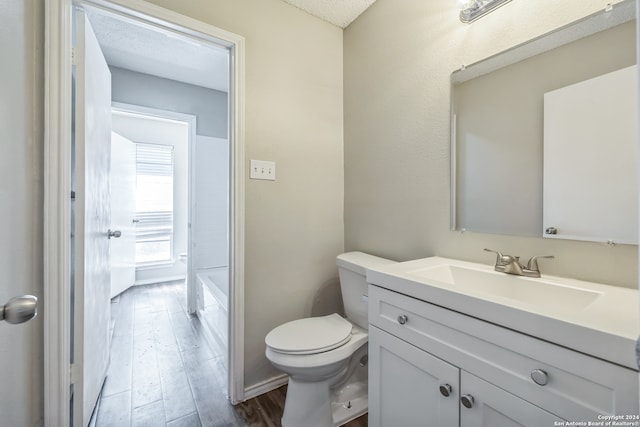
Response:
[[407, 264, 603, 311]]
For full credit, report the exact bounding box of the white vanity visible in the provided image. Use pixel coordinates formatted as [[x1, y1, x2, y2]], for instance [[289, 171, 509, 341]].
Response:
[[366, 257, 639, 426]]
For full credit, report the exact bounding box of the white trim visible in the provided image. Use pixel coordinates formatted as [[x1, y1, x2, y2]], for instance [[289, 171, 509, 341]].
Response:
[[228, 16, 246, 407], [243, 374, 289, 401], [44, 2, 247, 425], [44, 1, 73, 425]]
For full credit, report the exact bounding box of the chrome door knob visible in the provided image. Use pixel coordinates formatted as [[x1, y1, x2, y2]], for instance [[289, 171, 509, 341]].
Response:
[[397, 314, 408, 325], [1, 295, 38, 324], [461, 394, 475, 409], [108, 229, 122, 239], [439, 384, 453, 397], [531, 369, 549, 386]]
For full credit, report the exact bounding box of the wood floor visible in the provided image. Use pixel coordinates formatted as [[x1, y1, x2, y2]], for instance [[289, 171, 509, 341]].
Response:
[[92, 281, 367, 426]]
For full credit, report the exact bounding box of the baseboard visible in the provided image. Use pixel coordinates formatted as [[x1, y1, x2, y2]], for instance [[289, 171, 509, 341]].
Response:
[[134, 275, 186, 286], [243, 374, 289, 401]]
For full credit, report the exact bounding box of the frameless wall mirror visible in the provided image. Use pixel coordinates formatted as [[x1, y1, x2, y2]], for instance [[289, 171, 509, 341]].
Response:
[[451, 0, 638, 244]]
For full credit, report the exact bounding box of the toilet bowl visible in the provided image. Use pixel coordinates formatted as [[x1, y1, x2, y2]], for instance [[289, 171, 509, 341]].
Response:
[[265, 252, 396, 427]]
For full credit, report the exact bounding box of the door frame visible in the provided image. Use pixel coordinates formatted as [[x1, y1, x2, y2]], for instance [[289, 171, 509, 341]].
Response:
[[44, 0, 246, 424], [111, 103, 200, 314]]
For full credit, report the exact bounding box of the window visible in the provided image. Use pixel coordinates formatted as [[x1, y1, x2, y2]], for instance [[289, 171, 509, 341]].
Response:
[[135, 143, 174, 265]]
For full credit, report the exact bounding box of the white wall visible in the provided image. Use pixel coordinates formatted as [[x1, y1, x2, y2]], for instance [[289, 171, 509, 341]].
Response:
[[0, 0, 44, 425], [144, 0, 345, 387], [344, 0, 638, 289]]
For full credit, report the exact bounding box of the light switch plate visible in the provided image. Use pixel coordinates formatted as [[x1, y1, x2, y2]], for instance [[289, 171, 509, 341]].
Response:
[[250, 159, 276, 181]]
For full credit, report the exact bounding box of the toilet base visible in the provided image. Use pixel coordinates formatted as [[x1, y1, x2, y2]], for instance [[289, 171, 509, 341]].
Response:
[[331, 380, 368, 426], [281, 376, 368, 427]]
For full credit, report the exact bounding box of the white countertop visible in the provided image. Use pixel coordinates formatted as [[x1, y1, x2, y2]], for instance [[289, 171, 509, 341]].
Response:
[[367, 256, 639, 370]]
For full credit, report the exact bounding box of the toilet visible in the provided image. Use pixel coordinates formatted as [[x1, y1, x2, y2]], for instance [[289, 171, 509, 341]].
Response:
[[265, 252, 396, 427]]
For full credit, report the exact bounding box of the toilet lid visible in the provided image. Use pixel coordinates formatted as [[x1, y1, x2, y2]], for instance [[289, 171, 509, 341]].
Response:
[[265, 314, 353, 355]]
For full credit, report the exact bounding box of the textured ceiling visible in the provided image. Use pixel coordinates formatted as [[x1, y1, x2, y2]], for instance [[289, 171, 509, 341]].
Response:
[[84, 7, 229, 92], [281, 0, 377, 28], [83, 0, 376, 92]]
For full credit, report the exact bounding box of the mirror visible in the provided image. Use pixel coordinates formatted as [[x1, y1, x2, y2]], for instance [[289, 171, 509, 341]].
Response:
[[451, 0, 637, 244]]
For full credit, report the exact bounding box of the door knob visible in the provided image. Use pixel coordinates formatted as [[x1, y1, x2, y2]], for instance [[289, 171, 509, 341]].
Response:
[[1, 295, 38, 324], [397, 314, 408, 325], [108, 229, 122, 239]]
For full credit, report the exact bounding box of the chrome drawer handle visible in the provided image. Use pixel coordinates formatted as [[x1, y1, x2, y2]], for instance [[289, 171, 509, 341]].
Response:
[[461, 394, 475, 409], [397, 314, 408, 325], [439, 384, 453, 397], [531, 369, 548, 386]]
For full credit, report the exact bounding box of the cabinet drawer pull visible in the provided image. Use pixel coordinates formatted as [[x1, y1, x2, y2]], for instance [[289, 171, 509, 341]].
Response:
[[460, 394, 474, 409], [531, 369, 548, 386], [439, 384, 453, 397], [397, 314, 408, 325]]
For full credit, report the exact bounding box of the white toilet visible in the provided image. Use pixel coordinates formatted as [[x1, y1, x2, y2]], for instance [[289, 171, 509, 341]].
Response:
[[265, 252, 396, 427]]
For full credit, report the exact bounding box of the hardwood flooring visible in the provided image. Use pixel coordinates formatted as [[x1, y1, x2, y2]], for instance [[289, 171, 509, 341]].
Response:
[[92, 281, 368, 426]]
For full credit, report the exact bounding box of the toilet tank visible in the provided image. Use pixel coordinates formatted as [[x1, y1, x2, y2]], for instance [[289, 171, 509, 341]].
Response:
[[336, 252, 396, 329]]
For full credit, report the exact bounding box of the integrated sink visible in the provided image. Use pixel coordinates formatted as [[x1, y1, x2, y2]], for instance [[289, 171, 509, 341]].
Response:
[[407, 264, 603, 312]]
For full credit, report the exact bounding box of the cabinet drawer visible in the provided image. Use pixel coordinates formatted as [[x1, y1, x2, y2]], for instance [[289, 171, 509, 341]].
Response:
[[369, 285, 639, 421]]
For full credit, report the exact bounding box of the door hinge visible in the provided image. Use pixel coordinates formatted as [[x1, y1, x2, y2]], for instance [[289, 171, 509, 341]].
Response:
[[71, 48, 77, 65], [70, 363, 81, 385], [71, 191, 75, 200]]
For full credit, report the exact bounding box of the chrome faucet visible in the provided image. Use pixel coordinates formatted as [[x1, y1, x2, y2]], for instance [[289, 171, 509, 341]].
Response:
[[484, 249, 554, 278]]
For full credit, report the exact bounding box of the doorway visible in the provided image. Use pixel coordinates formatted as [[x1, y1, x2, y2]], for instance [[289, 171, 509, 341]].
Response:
[[44, 1, 246, 425]]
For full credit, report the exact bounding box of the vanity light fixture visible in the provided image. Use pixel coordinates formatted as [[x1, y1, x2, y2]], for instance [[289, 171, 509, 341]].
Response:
[[459, 0, 512, 23]]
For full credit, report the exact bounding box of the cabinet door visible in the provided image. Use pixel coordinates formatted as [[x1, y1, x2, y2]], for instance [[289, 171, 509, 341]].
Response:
[[460, 371, 563, 427], [369, 326, 459, 427]]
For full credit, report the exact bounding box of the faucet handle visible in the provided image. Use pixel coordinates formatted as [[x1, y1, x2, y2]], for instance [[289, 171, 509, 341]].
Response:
[[483, 248, 503, 265], [526, 255, 554, 272]]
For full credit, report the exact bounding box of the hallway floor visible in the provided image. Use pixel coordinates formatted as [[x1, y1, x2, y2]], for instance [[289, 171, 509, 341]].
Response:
[[92, 281, 367, 426]]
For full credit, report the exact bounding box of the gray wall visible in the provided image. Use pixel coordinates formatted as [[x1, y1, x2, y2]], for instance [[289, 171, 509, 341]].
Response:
[[110, 66, 228, 138], [344, 0, 638, 289], [454, 20, 636, 236]]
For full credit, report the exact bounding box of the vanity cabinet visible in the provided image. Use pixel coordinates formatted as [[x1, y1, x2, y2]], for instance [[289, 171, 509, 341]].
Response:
[[368, 285, 639, 426], [369, 327, 561, 426], [369, 326, 459, 426]]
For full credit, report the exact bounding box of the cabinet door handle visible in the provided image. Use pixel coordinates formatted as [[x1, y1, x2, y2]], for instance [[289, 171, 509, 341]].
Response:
[[439, 384, 453, 397], [397, 314, 408, 325], [531, 369, 548, 386], [460, 394, 475, 409]]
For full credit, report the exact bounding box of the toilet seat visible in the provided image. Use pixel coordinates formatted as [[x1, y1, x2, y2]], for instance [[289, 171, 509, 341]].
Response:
[[265, 313, 353, 355]]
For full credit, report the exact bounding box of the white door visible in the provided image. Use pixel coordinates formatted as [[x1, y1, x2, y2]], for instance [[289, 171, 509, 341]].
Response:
[[368, 326, 460, 427], [110, 131, 137, 298], [73, 10, 113, 427], [0, 2, 42, 426], [460, 371, 563, 427]]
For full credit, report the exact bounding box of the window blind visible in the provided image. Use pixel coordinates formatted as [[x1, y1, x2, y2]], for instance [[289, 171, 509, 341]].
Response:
[[135, 143, 174, 265]]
